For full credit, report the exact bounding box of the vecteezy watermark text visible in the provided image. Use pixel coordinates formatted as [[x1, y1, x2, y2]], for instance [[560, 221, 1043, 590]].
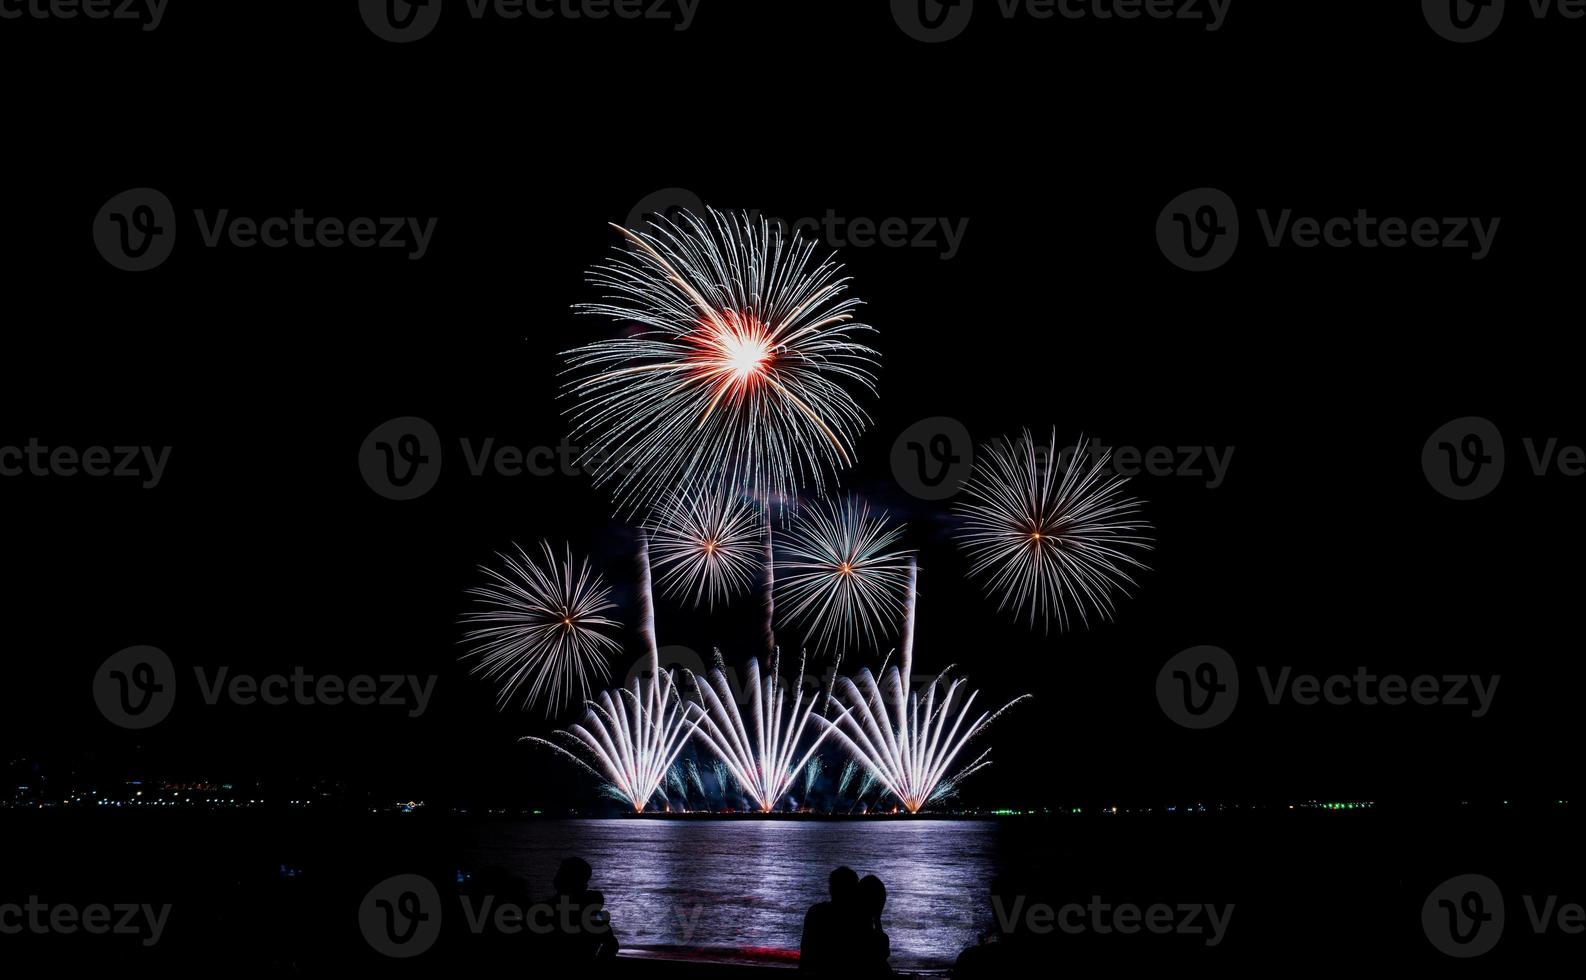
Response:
[[0, 0, 167, 30], [0, 439, 170, 488], [0, 898, 170, 947], [1157, 647, 1500, 729], [992, 895, 1234, 947], [93, 645, 438, 730], [360, 0, 701, 43], [893, 0, 1231, 43], [1158, 188, 1501, 271]]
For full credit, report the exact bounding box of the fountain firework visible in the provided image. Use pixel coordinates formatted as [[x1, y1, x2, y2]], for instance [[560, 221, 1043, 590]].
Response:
[[566, 209, 880, 512], [815, 560, 1030, 814], [685, 651, 848, 813], [524, 534, 704, 812]]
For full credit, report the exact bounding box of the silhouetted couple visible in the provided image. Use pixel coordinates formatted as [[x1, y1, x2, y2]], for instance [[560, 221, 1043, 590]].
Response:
[[464, 856, 618, 970], [800, 866, 891, 974]]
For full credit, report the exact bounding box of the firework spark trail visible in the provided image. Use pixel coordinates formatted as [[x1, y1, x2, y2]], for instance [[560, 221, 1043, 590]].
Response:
[[686, 651, 849, 813], [802, 756, 824, 801], [815, 560, 1031, 814], [954, 429, 1154, 631], [566, 208, 880, 512], [523, 533, 703, 812], [646, 487, 764, 610], [461, 541, 622, 716], [774, 496, 913, 656]]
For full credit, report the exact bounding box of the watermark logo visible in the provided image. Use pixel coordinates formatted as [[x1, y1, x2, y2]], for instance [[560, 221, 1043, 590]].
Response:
[[626, 187, 708, 233], [1423, 417, 1504, 500], [94, 648, 437, 729], [93, 645, 177, 730], [360, 874, 443, 958], [894, 0, 1230, 41], [0, 440, 171, 488], [892, 0, 975, 42], [1156, 646, 1238, 729], [892, 417, 975, 500], [0, 898, 171, 947], [992, 895, 1233, 946], [1159, 647, 1499, 728], [1423, 874, 1504, 957], [624, 190, 969, 259], [0, 0, 168, 30], [362, 0, 702, 42], [1159, 189, 1501, 269], [1423, 0, 1505, 42], [1157, 188, 1238, 272], [95, 189, 438, 269], [361, 0, 444, 42], [360, 417, 444, 501], [94, 188, 177, 272]]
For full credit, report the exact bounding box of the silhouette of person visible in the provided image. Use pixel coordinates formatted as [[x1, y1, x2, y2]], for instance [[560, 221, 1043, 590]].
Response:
[[800, 866, 860, 973], [952, 871, 1041, 979], [858, 874, 892, 974], [543, 856, 619, 970]]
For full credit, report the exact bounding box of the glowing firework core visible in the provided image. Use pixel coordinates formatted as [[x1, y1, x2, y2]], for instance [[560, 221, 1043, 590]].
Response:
[[703, 314, 776, 390]]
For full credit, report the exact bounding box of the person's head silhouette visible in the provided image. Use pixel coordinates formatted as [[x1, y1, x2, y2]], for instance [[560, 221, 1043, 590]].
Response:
[[829, 866, 860, 905], [859, 874, 886, 921], [553, 856, 594, 896]]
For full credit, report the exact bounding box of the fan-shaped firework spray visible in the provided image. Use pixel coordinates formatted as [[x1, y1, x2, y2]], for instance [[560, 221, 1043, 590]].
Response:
[[566, 209, 880, 512], [954, 430, 1153, 631], [685, 651, 847, 813], [462, 541, 622, 716], [815, 560, 1030, 813], [523, 534, 703, 812], [774, 496, 912, 656]]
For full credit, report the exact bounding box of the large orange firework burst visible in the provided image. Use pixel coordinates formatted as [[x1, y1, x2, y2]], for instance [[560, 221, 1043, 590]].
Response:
[[566, 209, 880, 513]]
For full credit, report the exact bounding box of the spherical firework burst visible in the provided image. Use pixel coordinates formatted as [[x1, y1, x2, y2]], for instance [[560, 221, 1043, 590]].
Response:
[[774, 496, 913, 655], [461, 541, 622, 716], [815, 561, 1029, 814], [953, 430, 1153, 631], [566, 208, 880, 512], [645, 487, 765, 610]]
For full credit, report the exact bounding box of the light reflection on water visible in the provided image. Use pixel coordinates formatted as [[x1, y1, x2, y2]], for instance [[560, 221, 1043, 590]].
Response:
[[464, 818, 1002, 971]]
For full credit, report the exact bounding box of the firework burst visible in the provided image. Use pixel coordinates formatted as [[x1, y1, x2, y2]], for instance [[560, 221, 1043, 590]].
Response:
[[954, 430, 1153, 631], [774, 496, 913, 655], [461, 541, 622, 716], [523, 534, 704, 812], [815, 560, 1030, 814], [685, 651, 848, 813], [566, 208, 880, 512], [645, 487, 765, 609]]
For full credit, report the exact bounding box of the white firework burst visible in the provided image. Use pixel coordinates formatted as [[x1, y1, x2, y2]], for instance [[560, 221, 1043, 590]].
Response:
[[774, 496, 913, 655], [461, 542, 622, 716], [524, 534, 704, 812], [815, 561, 1029, 814], [645, 487, 765, 609], [566, 208, 880, 512], [954, 430, 1153, 631], [685, 652, 847, 813]]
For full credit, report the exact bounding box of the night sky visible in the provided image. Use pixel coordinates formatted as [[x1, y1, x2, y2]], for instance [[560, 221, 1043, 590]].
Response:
[[2, 1, 1579, 816]]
